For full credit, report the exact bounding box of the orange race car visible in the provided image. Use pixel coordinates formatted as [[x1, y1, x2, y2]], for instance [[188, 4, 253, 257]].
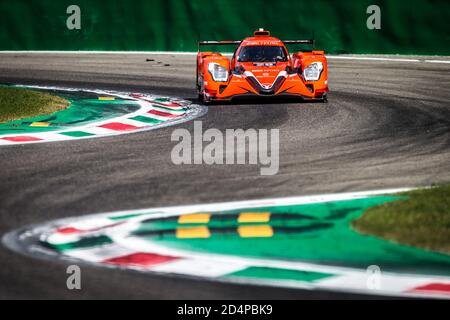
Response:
[[197, 29, 328, 104]]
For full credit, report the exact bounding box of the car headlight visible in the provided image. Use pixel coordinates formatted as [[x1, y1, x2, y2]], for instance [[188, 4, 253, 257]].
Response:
[[208, 62, 228, 82], [303, 62, 323, 81]]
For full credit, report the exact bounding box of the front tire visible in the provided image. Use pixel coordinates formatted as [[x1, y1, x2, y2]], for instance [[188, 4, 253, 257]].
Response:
[[202, 93, 211, 105], [198, 90, 211, 105], [197, 76, 210, 105]]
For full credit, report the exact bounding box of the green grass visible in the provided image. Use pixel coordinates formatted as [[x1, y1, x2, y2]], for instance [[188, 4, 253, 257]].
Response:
[[352, 185, 450, 255], [0, 87, 69, 123]]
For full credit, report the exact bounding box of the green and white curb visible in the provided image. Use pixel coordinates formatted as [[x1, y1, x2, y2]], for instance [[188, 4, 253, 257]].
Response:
[[0, 85, 206, 145], [3, 189, 450, 299]]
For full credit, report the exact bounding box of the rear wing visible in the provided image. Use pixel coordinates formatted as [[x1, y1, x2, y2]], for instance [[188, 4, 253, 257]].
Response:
[[198, 41, 242, 45], [198, 39, 315, 50], [283, 40, 315, 49], [198, 40, 241, 51]]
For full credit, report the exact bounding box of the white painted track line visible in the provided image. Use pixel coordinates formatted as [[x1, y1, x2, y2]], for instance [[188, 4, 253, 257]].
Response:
[[424, 60, 450, 64], [1, 51, 449, 64], [326, 56, 420, 63]]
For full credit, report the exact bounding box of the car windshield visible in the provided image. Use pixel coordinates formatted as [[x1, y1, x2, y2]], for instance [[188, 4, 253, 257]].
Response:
[[238, 46, 287, 62]]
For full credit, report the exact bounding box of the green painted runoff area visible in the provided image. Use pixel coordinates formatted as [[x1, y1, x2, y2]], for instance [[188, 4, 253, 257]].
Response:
[[138, 196, 450, 276], [0, 89, 139, 135]]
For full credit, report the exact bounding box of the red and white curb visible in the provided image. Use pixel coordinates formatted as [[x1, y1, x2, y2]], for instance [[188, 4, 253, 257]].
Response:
[[0, 86, 207, 146], [3, 189, 450, 299]]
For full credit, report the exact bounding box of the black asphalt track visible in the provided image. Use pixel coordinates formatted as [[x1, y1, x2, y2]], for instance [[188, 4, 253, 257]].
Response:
[[0, 53, 449, 299]]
